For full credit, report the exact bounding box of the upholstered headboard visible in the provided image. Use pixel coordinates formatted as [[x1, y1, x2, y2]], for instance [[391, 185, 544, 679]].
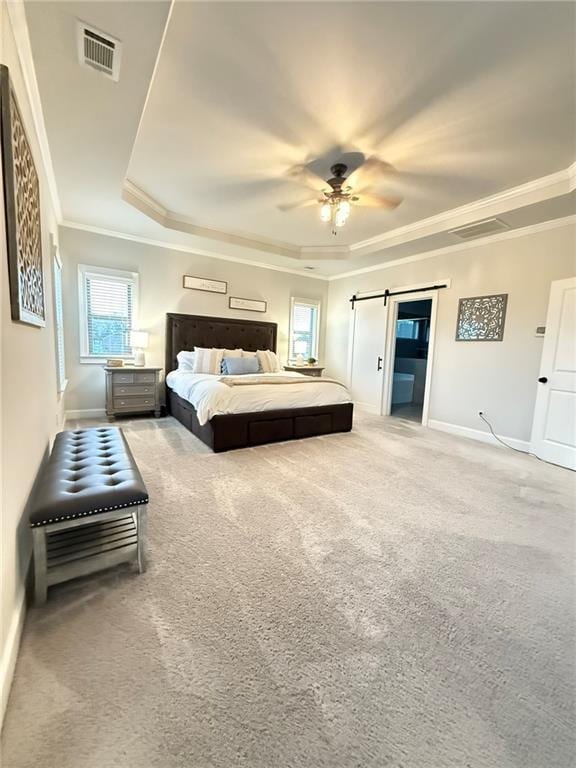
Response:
[[165, 313, 278, 374]]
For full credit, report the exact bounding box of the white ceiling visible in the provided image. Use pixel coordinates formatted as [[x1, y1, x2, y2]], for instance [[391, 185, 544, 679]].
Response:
[[25, 1, 576, 276]]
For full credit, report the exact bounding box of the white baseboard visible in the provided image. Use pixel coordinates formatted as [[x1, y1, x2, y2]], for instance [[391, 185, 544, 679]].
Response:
[[428, 419, 530, 453], [353, 401, 380, 414], [64, 408, 106, 420], [0, 588, 26, 726]]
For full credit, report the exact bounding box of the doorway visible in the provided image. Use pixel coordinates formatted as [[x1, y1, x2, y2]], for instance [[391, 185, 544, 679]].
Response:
[[389, 299, 433, 423]]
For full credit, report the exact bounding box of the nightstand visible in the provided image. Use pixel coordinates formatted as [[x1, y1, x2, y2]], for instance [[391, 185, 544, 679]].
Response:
[[105, 366, 162, 418], [283, 365, 325, 378]]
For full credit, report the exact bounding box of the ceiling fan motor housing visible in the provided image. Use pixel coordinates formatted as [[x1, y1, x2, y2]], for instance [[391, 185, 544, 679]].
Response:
[[327, 163, 348, 188]]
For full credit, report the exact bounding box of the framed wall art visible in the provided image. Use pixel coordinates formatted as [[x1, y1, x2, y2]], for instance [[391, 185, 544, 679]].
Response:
[[0, 65, 45, 327], [229, 296, 267, 313], [183, 275, 227, 294], [455, 293, 508, 341]]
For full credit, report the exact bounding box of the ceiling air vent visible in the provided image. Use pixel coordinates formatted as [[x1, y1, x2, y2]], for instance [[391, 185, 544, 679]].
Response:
[[448, 218, 509, 241], [77, 22, 122, 81]]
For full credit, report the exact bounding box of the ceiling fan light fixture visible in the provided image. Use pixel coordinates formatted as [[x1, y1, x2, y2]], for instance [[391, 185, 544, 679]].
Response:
[[334, 207, 348, 228], [320, 202, 331, 223]]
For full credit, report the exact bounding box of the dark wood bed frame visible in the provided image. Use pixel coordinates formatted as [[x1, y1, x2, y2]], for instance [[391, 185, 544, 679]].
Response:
[[165, 313, 353, 452]]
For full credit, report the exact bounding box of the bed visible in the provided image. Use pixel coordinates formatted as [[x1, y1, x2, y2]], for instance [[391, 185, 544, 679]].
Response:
[[165, 313, 353, 452]]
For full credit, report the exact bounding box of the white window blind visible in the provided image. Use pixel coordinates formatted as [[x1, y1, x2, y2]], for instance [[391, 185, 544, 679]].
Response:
[[53, 254, 66, 392], [289, 298, 320, 361], [79, 266, 138, 359]]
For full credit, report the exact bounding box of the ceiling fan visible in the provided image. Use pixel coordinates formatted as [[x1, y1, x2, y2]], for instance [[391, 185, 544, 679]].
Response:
[[279, 159, 403, 235]]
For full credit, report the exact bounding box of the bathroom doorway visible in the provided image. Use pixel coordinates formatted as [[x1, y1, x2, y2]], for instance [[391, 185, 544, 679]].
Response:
[[388, 298, 433, 423]]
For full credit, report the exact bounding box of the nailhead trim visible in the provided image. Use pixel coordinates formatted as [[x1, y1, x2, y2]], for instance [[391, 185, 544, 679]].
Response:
[[30, 497, 149, 527]]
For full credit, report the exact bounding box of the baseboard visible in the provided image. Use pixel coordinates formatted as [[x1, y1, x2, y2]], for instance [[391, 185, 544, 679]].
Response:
[[0, 587, 26, 726], [64, 408, 107, 420], [353, 401, 380, 414], [428, 419, 530, 452]]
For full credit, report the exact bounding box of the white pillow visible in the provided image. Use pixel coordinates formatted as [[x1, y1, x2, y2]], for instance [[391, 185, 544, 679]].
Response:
[[242, 350, 257, 358], [256, 350, 280, 373], [219, 348, 242, 358], [177, 350, 196, 371], [193, 347, 225, 375]]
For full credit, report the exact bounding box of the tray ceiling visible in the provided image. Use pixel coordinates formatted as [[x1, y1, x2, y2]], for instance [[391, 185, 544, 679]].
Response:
[[25, 1, 576, 275]]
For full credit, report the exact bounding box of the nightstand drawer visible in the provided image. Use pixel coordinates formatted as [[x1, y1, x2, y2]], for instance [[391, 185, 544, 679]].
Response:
[[113, 385, 154, 396], [114, 397, 155, 409], [112, 373, 134, 385], [134, 373, 156, 384]]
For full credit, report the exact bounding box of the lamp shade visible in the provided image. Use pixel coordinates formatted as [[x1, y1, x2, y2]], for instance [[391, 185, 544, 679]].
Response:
[[129, 330, 149, 349]]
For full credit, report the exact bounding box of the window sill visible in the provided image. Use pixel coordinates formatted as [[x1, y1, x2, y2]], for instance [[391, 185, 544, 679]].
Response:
[[80, 356, 135, 366]]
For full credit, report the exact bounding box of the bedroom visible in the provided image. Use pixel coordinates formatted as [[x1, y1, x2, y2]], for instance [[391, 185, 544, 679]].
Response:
[[1, 1, 575, 767]]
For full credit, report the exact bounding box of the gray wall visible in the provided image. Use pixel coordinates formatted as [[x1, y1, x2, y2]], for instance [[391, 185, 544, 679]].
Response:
[[1, 1, 63, 720], [325, 222, 576, 442], [59, 227, 328, 413]]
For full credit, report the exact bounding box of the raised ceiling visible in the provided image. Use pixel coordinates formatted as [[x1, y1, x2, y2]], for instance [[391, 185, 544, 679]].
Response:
[[25, 1, 576, 276]]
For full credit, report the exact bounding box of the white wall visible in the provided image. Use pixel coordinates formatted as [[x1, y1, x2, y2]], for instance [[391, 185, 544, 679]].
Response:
[[59, 227, 328, 414], [326, 222, 576, 443], [0, 2, 62, 720]]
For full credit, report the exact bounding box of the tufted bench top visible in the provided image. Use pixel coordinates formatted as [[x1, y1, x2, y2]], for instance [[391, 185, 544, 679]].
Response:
[[29, 427, 149, 528]]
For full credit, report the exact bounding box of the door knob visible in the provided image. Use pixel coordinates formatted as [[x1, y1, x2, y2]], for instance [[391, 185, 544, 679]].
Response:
[[538, 376, 548, 383], [377, 356, 383, 371]]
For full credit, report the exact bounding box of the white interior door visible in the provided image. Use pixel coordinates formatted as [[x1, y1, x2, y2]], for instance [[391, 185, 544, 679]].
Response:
[[349, 299, 386, 412], [531, 277, 576, 470]]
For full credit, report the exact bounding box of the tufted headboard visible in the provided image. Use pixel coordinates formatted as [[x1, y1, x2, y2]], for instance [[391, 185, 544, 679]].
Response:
[[165, 313, 278, 375]]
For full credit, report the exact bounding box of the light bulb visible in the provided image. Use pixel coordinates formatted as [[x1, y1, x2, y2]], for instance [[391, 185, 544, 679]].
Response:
[[320, 202, 331, 223], [338, 199, 351, 218], [334, 208, 347, 227]]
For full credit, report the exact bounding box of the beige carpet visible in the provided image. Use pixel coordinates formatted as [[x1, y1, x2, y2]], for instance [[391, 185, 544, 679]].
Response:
[[2, 412, 575, 768]]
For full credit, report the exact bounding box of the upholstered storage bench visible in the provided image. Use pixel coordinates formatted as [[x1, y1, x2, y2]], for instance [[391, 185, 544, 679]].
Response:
[[29, 427, 149, 605]]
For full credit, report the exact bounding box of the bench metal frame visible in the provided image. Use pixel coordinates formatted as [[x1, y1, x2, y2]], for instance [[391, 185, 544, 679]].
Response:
[[32, 506, 147, 605]]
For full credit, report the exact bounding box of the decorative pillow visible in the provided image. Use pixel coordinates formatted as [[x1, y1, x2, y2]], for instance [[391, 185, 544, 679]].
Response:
[[216, 348, 242, 373], [256, 350, 280, 373], [176, 351, 196, 371], [193, 347, 225, 375], [221, 356, 260, 375]]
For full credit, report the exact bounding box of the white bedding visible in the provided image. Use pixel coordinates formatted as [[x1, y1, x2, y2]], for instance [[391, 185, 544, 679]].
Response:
[[166, 370, 352, 425]]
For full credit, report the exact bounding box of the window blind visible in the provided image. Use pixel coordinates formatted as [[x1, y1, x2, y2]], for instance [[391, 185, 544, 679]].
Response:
[[289, 300, 319, 360], [53, 257, 66, 391], [84, 272, 135, 356]]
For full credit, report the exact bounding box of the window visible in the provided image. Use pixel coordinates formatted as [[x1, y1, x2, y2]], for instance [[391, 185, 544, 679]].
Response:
[[78, 265, 138, 361], [53, 250, 66, 392], [289, 298, 320, 361], [396, 317, 430, 342], [396, 319, 420, 339]]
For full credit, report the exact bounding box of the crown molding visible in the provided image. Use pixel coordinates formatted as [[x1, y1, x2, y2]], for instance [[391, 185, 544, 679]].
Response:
[[59, 220, 330, 280], [348, 164, 576, 256], [60, 213, 575, 285], [6, 0, 62, 221], [328, 214, 576, 281], [123, 162, 575, 263], [122, 179, 349, 261]]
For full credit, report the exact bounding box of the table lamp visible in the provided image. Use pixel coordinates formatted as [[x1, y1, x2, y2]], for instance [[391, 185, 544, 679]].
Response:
[[130, 330, 149, 367]]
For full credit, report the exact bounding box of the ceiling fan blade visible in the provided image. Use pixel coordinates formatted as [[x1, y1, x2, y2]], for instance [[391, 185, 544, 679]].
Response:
[[277, 198, 319, 212], [286, 164, 328, 192], [354, 193, 402, 209], [348, 157, 396, 186]]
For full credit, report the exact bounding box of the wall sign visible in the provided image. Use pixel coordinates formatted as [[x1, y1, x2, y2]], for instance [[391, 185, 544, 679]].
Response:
[[0, 65, 45, 327], [229, 296, 267, 313], [183, 275, 227, 294], [456, 293, 508, 341]]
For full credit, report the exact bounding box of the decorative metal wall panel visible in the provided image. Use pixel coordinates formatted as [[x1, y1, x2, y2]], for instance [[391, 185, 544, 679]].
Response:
[[0, 65, 45, 327], [456, 293, 508, 341]]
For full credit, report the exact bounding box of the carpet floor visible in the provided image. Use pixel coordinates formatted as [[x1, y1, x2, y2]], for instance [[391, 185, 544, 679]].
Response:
[[2, 412, 575, 768]]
